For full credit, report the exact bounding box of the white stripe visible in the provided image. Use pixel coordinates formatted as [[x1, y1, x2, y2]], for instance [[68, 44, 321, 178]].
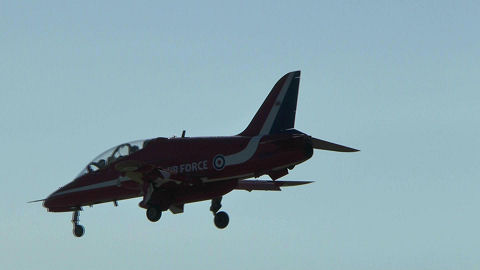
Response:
[[224, 136, 262, 166], [259, 72, 294, 135], [223, 72, 295, 167], [51, 176, 130, 197], [201, 173, 255, 183]]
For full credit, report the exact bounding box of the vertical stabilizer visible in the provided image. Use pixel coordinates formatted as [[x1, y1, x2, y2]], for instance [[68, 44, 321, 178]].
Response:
[[239, 71, 301, 136]]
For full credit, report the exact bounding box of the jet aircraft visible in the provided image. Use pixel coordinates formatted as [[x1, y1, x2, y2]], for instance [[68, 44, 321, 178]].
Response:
[[37, 71, 358, 237]]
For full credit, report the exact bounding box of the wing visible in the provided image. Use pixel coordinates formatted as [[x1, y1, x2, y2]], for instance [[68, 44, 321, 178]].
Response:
[[235, 180, 313, 191]]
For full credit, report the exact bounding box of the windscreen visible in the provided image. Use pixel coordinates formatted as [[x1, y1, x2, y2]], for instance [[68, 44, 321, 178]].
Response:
[[76, 139, 148, 177]]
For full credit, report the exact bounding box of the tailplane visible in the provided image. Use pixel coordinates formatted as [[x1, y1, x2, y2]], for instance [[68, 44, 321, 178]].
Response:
[[239, 71, 301, 136]]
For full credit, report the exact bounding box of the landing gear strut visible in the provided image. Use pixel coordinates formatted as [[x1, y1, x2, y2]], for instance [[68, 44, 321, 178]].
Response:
[[72, 209, 84, 237], [210, 197, 229, 229]]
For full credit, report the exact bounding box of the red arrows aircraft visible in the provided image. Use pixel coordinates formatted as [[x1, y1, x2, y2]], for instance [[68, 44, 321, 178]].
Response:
[[36, 71, 358, 237]]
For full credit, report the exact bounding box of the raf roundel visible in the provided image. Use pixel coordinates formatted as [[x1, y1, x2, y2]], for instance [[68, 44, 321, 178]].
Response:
[[213, 154, 226, 171]]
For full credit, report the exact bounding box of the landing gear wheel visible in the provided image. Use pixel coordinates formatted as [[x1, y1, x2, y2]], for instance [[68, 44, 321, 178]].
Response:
[[71, 209, 85, 237], [146, 207, 162, 222], [73, 224, 85, 237], [214, 211, 229, 229]]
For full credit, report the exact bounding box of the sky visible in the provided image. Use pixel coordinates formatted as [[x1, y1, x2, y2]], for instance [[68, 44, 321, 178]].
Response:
[[1, 1, 479, 269]]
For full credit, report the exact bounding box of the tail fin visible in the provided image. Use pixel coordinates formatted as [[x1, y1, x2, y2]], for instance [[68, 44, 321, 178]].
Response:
[[239, 71, 301, 136]]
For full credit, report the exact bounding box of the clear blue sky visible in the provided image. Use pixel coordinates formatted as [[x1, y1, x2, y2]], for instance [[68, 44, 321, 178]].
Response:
[[1, 1, 479, 269]]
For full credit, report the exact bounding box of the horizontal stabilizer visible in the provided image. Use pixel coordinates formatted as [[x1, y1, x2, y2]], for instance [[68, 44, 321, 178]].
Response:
[[311, 137, 359, 152], [235, 180, 313, 191]]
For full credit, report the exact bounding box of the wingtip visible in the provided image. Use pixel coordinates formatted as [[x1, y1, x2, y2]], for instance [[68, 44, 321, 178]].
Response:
[[276, 180, 314, 187]]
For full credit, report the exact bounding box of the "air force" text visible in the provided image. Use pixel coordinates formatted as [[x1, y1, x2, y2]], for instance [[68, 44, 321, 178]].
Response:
[[166, 160, 208, 174]]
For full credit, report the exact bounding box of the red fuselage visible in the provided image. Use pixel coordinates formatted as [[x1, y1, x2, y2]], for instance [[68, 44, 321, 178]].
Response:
[[39, 71, 358, 238], [44, 133, 313, 212]]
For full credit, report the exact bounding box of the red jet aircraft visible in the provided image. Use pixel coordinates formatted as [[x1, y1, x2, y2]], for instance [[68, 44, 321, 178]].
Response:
[[37, 71, 358, 237]]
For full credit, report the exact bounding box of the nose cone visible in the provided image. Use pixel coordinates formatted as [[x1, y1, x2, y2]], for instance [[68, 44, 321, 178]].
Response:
[[43, 189, 75, 212], [42, 194, 55, 209], [43, 192, 59, 211]]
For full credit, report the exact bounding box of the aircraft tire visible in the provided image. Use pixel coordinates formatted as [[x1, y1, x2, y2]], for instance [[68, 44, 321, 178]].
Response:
[[73, 225, 85, 237], [214, 211, 229, 229], [146, 207, 162, 222]]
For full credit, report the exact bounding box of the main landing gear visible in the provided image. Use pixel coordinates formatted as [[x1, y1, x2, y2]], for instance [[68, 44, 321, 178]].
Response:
[[146, 206, 162, 222], [144, 197, 230, 229], [146, 197, 230, 229], [210, 197, 229, 229], [72, 209, 85, 237]]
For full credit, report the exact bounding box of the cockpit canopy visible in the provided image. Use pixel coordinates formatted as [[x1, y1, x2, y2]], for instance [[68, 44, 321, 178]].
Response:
[[77, 139, 149, 177]]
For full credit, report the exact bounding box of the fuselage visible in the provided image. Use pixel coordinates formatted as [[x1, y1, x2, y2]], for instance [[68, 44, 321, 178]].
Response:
[[44, 133, 314, 212]]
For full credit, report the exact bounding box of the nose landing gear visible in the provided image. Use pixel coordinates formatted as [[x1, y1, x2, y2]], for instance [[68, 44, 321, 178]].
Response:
[[72, 209, 84, 237], [210, 197, 229, 229]]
